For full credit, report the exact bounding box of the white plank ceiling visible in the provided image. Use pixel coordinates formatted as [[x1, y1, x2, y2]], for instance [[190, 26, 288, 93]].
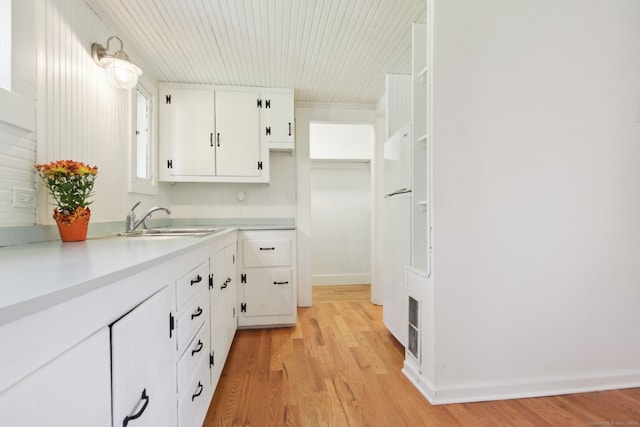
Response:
[[85, 0, 426, 105]]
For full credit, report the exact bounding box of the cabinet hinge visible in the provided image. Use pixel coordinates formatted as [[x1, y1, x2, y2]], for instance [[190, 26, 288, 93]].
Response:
[[241, 273, 247, 283], [167, 159, 173, 169], [265, 99, 271, 108], [169, 312, 175, 338], [257, 98, 262, 108], [209, 351, 214, 367], [265, 126, 271, 136], [208, 274, 214, 289], [165, 94, 171, 104], [240, 303, 247, 313], [257, 161, 263, 171]]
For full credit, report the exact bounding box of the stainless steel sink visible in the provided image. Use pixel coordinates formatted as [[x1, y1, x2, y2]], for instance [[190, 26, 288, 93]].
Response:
[[114, 227, 225, 239]]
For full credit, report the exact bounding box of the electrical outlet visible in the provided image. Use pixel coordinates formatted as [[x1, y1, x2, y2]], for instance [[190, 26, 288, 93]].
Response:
[[12, 187, 36, 208]]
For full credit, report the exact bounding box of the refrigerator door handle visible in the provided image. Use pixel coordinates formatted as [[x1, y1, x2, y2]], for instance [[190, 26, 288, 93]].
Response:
[[385, 188, 412, 198]]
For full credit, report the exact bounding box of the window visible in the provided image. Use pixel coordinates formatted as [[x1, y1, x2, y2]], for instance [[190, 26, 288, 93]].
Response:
[[136, 88, 150, 179], [129, 84, 157, 194], [0, 0, 12, 91]]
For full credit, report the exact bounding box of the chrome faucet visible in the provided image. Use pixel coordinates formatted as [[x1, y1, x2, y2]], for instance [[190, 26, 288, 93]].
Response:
[[125, 202, 171, 233]]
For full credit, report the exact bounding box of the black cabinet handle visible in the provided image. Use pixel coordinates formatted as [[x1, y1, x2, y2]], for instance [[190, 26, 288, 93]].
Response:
[[288, 122, 292, 136], [221, 278, 230, 289], [192, 382, 203, 401], [191, 306, 203, 320], [216, 133, 220, 147], [274, 281, 289, 285], [259, 247, 275, 251], [191, 339, 203, 356], [123, 388, 149, 427], [190, 275, 202, 286], [210, 133, 213, 147]]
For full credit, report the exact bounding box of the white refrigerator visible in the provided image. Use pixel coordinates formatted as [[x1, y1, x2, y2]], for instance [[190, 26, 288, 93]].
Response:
[[382, 125, 411, 346]]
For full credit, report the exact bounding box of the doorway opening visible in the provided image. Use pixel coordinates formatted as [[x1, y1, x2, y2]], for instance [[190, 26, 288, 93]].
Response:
[[309, 122, 374, 295]]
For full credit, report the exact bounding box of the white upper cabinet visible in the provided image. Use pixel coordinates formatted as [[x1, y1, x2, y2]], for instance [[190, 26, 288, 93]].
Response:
[[159, 86, 216, 177], [215, 90, 261, 177], [260, 90, 295, 151], [159, 83, 279, 183]]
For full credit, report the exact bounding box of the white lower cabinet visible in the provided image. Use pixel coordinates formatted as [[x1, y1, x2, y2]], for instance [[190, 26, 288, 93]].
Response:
[[208, 240, 237, 389], [238, 230, 297, 327], [178, 355, 212, 427], [111, 286, 177, 427], [173, 257, 212, 427], [0, 327, 111, 427]]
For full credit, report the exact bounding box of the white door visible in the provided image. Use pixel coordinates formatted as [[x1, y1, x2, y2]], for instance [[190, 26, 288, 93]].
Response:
[[382, 193, 411, 346], [160, 87, 216, 177], [215, 90, 260, 177], [111, 287, 177, 427], [0, 328, 111, 427]]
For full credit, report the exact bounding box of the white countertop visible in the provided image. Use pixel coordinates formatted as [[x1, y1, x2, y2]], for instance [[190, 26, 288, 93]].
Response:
[[0, 222, 296, 326], [0, 229, 239, 326]]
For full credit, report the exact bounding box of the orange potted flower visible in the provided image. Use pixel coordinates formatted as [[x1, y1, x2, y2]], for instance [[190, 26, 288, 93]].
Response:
[[35, 160, 98, 241]]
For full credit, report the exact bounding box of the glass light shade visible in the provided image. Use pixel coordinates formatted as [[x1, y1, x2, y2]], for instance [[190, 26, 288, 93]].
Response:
[[104, 58, 142, 90]]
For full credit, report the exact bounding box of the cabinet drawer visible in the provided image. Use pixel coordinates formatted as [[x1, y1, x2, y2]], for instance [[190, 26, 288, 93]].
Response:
[[177, 292, 208, 354], [176, 262, 208, 311], [177, 321, 209, 395], [178, 356, 211, 427], [243, 239, 291, 267]]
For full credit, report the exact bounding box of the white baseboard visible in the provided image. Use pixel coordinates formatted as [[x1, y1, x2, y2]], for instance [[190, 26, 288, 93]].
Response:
[[312, 274, 370, 285], [402, 364, 640, 405]]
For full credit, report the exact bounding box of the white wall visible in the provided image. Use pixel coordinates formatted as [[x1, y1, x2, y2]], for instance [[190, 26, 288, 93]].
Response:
[[0, 0, 36, 227], [310, 160, 371, 286], [425, 0, 640, 403], [33, 0, 168, 227], [309, 123, 373, 160]]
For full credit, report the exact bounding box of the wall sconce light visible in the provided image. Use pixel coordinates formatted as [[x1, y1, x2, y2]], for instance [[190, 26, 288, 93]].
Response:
[[92, 36, 142, 89]]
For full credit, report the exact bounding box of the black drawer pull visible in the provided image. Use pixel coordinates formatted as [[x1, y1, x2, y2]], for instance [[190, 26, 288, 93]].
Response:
[[192, 382, 203, 401], [191, 340, 203, 356], [123, 388, 149, 427], [190, 275, 202, 286], [274, 281, 289, 285], [288, 122, 292, 136], [259, 247, 275, 251], [191, 306, 203, 320]]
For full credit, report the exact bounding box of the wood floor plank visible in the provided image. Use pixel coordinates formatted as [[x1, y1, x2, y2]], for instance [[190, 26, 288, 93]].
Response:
[[203, 285, 640, 426]]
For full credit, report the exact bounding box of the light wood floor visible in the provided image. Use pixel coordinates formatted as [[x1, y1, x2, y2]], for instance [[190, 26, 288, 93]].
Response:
[[203, 285, 640, 426]]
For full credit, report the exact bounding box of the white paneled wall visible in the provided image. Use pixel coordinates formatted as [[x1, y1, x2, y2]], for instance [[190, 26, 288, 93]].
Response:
[[0, 123, 36, 226], [385, 74, 411, 138], [34, 0, 165, 225], [167, 151, 296, 219]]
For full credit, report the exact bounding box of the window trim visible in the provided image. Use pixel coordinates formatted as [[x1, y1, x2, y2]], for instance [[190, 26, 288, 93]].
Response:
[[128, 81, 158, 195]]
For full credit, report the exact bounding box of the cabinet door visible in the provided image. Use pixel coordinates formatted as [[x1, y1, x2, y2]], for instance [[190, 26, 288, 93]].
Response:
[[209, 247, 226, 386], [215, 90, 261, 177], [159, 86, 216, 177], [111, 286, 177, 427], [0, 328, 111, 427], [261, 91, 294, 148], [224, 243, 238, 352], [242, 269, 292, 317]]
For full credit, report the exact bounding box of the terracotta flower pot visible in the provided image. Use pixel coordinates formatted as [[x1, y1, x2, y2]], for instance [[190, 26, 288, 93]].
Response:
[[54, 207, 91, 242]]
